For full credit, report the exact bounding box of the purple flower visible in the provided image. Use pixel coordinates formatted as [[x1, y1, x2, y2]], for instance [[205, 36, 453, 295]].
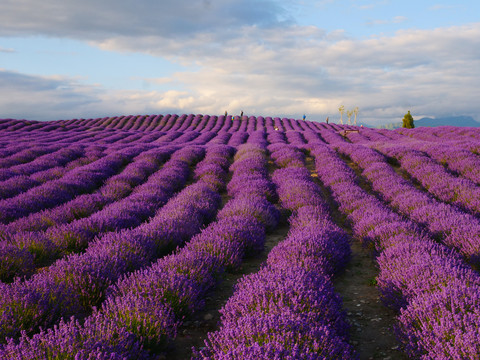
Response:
[[396, 282, 480, 359], [197, 309, 356, 359]]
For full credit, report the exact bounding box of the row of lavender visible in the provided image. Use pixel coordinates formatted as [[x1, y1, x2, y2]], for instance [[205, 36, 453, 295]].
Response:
[[333, 134, 480, 264], [310, 129, 480, 358], [1, 115, 320, 134], [0, 141, 281, 358], [2, 129, 262, 332], [0, 146, 179, 281], [0, 128, 262, 268], [0, 145, 221, 340], [0, 115, 478, 356], [4, 115, 480, 146], [0, 133, 234, 212], [345, 129, 480, 215], [348, 127, 480, 195], [0, 146, 229, 356], [0, 128, 300, 287], [0, 132, 357, 358], [0, 128, 307, 241], [196, 143, 354, 358]]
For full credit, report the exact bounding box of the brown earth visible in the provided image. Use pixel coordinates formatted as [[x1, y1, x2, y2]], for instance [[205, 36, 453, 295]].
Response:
[[164, 217, 290, 360], [163, 152, 409, 359], [305, 154, 408, 360], [334, 240, 408, 360]]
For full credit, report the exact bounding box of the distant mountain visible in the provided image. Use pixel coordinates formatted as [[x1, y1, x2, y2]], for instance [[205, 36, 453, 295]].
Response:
[[377, 116, 480, 129], [377, 122, 402, 130], [415, 116, 480, 127]]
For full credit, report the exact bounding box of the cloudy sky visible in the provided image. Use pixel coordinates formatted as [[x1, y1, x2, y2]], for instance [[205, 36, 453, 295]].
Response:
[[0, 0, 479, 125]]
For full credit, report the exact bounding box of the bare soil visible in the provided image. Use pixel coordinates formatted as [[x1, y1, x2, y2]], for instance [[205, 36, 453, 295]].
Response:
[[334, 241, 408, 360], [164, 156, 290, 359], [164, 217, 290, 360], [305, 154, 408, 360], [164, 152, 409, 359]]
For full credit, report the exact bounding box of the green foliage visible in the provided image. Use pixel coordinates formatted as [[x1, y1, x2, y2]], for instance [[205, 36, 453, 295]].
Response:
[[402, 110, 415, 128]]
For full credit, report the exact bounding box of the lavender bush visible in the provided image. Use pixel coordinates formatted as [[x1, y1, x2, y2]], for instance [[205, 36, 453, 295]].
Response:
[[1, 114, 480, 359]]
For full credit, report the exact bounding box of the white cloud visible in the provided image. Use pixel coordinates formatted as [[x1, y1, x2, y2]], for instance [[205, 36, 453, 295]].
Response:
[[429, 4, 457, 11], [0, 70, 105, 120], [366, 19, 389, 26], [0, 0, 479, 125], [94, 22, 480, 124], [0, 47, 15, 53], [366, 15, 408, 27], [354, 0, 389, 10], [393, 16, 407, 23], [0, 0, 291, 39]]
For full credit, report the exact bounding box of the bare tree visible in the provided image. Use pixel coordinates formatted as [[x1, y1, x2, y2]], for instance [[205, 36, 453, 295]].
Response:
[[354, 107, 359, 126], [338, 105, 345, 124], [347, 110, 353, 125]]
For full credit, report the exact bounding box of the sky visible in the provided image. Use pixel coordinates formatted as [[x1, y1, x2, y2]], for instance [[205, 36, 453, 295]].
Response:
[[0, 0, 479, 126]]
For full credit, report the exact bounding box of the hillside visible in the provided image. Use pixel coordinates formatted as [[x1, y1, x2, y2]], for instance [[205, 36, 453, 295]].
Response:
[[378, 115, 480, 129], [0, 114, 479, 360]]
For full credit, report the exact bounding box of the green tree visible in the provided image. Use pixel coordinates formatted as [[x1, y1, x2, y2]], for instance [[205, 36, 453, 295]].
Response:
[[402, 110, 415, 128]]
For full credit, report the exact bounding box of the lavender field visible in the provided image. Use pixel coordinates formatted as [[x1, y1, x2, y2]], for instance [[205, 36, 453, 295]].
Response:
[[0, 114, 479, 359]]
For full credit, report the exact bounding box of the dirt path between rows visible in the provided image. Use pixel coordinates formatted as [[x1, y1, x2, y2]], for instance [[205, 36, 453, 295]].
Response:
[[334, 240, 408, 360], [164, 217, 290, 360], [305, 154, 407, 360], [165, 156, 290, 359]]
